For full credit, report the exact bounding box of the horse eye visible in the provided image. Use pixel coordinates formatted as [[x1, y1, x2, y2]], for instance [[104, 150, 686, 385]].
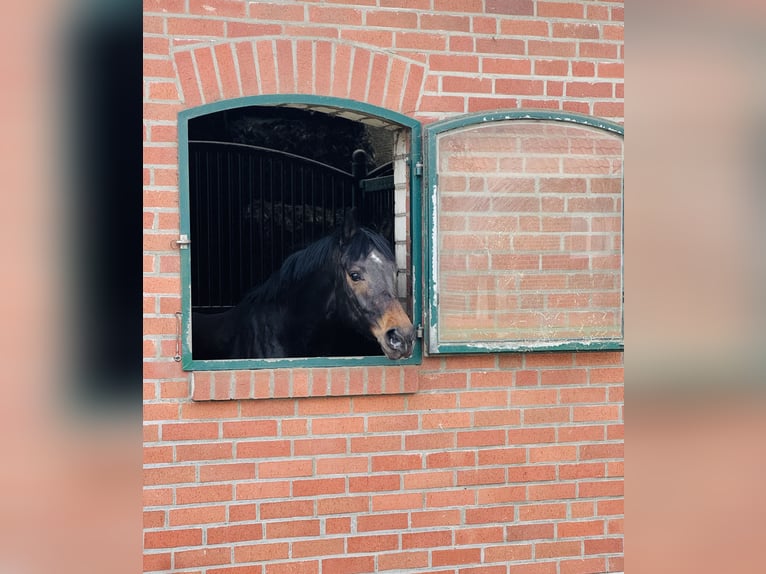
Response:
[[349, 271, 362, 282]]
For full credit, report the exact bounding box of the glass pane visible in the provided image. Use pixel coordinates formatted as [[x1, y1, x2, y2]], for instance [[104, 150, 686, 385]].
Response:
[[435, 120, 623, 345]]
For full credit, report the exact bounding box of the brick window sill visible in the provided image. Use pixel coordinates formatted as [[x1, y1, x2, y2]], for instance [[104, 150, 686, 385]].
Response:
[[191, 365, 419, 401]]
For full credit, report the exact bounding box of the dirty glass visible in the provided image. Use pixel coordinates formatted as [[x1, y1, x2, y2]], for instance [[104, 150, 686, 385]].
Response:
[[431, 119, 623, 350]]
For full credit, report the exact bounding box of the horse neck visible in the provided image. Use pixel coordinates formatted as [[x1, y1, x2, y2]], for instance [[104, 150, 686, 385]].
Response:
[[242, 237, 341, 316]]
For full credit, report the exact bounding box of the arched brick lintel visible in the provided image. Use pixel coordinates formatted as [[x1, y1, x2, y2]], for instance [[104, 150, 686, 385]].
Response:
[[173, 39, 426, 115]]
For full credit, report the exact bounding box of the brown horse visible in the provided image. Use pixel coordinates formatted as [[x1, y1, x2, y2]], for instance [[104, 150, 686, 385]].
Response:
[[192, 211, 414, 360]]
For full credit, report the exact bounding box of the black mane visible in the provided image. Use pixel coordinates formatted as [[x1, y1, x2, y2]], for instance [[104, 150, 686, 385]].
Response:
[[241, 233, 337, 304], [238, 225, 391, 306]]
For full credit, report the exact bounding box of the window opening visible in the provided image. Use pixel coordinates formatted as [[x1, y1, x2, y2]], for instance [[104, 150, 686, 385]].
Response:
[[180, 103, 420, 368]]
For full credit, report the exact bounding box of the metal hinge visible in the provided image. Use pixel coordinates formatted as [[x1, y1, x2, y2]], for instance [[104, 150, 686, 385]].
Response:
[[414, 161, 423, 176], [175, 234, 191, 249], [416, 324, 424, 339]]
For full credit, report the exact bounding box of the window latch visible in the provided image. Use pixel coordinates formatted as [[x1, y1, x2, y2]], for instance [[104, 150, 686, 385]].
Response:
[[174, 234, 191, 249]]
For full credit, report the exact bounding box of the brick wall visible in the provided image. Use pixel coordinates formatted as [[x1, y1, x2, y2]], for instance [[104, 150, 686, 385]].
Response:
[[144, 1, 624, 573]]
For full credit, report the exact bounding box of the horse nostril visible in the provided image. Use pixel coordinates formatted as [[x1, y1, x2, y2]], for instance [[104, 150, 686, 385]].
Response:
[[386, 329, 404, 350]]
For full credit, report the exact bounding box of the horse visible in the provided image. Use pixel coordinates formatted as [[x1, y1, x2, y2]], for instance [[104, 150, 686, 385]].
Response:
[[191, 211, 415, 361]]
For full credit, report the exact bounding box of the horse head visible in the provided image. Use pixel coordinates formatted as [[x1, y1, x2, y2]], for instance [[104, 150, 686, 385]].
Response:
[[336, 211, 415, 360]]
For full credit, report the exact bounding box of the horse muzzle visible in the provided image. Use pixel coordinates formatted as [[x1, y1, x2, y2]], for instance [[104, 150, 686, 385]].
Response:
[[380, 325, 415, 360]]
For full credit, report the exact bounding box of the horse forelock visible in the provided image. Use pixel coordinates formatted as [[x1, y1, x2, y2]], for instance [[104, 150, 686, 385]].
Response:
[[343, 227, 394, 265]]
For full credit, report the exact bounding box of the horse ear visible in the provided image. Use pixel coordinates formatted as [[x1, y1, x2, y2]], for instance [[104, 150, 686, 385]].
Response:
[[342, 208, 359, 243]]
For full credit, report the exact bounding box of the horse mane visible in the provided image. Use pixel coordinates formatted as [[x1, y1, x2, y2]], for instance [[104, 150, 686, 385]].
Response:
[[238, 225, 391, 306]]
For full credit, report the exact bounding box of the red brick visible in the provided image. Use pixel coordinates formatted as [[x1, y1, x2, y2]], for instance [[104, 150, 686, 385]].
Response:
[[347, 533, 399, 553], [505, 563, 557, 574], [311, 417, 364, 435], [169, 505, 227, 526], [238, 440, 291, 459], [411, 509, 462, 528], [541, 368, 588, 385], [144, 510, 164, 528], [377, 550, 429, 571], [144, 528, 202, 549], [176, 484, 232, 505], [372, 492, 422, 511], [580, 443, 623, 460], [312, 5, 365, 25], [208, 523, 263, 544], [402, 529, 452, 550], [316, 456, 368, 475], [317, 496, 369, 515], [208, 568, 264, 574], [528, 40, 577, 57], [365, 413, 417, 432], [326, 517, 351, 535], [234, 542, 289, 563], [395, 31, 447, 51], [293, 538, 345, 558], [357, 512, 408, 532], [265, 562, 318, 574], [229, 504, 257, 522], [528, 482, 577, 501], [559, 462, 606, 480], [465, 505, 515, 524], [560, 558, 608, 574], [455, 526, 505, 547], [432, 547, 482, 566], [250, 2, 305, 20], [176, 442, 233, 461], [405, 432, 457, 451], [476, 485, 526, 505], [571, 501, 596, 519], [260, 500, 314, 520], [144, 465, 195, 486], [144, 552, 171, 572], [519, 503, 567, 521], [321, 556, 374, 574], [457, 429, 506, 447], [349, 474, 401, 493], [426, 450, 475, 468], [266, 519, 320, 539], [536, 540, 582, 558], [523, 407, 569, 424], [144, 446, 172, 465], [537, 1, 584, 18], [507, 465, 557, 483], [367, 10, 417, 28], [506, 523, 555, 541], [293, 437, 347, 456], [351, 434, 401, 453], [258, 459, 313, 479], [161, 422, 218, 441], [559, 520, 605, 538], [597, 498, 623, 516], [579, 479, 623, 498], [477, 447, 526, 466], [457, 467, 506, 486], [485, 546, 536, 565], [293, 477, 346, 497]]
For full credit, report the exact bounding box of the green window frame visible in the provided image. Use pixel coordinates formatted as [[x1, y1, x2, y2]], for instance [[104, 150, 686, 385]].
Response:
[[424, 110, 624, 354], [178, 95, 423, 371]]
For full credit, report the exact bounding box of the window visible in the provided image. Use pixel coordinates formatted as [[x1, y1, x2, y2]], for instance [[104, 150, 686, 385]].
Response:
[[178, 104, 623, 370], [424, 111, 624, 353], [178, 97, 422, 370]]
